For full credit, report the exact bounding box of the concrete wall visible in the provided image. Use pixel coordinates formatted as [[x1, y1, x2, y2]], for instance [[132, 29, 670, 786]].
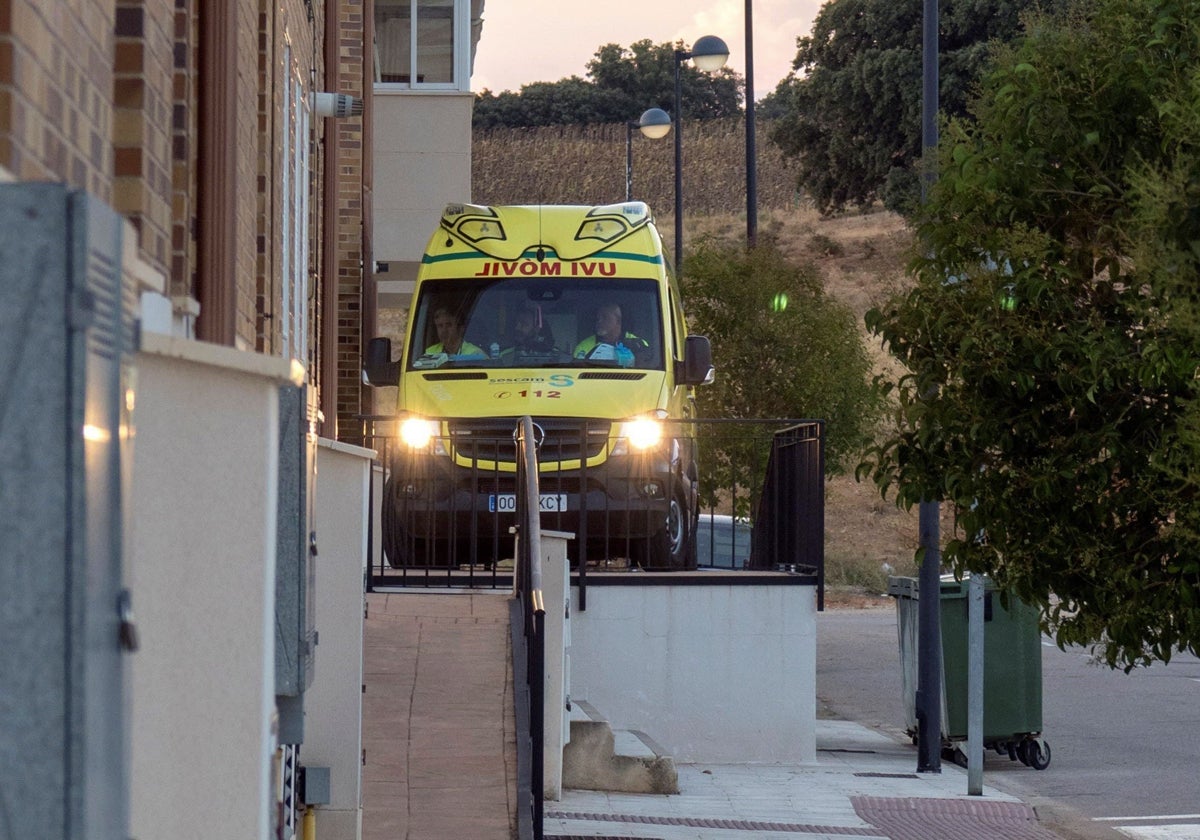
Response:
[[372, 90, 474, 307], [567, 579, 818, 764], [304, 439, 375, 840], [127, 334, 300, 840]]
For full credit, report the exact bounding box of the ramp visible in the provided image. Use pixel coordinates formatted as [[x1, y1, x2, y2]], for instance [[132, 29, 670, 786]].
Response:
[[361, 591, 517, 839]]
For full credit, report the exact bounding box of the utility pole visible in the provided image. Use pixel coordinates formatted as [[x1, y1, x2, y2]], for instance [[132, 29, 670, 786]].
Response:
[[745, 0, 758, 246], [916, 0, 942, 775]]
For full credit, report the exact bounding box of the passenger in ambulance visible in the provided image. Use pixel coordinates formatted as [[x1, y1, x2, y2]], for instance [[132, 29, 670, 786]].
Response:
[[504, 302, 556, 355], [425, 306, 484, 356], [573, 302, 647, 366]]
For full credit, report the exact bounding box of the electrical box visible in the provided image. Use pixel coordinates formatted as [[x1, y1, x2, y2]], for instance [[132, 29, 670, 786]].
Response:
[[0, 184, 136, 838], [275, 383, 319, 744]]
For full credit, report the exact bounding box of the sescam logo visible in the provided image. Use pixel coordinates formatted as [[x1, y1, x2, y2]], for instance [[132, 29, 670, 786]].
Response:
[[474, 261, 617, 277]]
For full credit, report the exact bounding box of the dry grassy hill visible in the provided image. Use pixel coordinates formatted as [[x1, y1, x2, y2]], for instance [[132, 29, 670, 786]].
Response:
[[473, 123, 926, 596]]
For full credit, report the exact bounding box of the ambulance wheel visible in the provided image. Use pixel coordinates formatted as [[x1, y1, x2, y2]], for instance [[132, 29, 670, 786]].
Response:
[[380, 476, 425, 568], [644, 493, 691, 570], [381, 476, 403, 568]]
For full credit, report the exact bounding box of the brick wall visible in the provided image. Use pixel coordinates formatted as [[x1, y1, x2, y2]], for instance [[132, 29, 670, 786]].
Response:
[[113, 0, 175, 277], [171, 1, 198, 302], [232, 0, 259, 348], [0, 1, 115, 198], [0, 0, 360, 435], [335, 0, 366, 437]]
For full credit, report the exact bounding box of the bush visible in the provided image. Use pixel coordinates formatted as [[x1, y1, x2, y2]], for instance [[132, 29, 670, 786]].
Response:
[[682, 236, 883, 512]]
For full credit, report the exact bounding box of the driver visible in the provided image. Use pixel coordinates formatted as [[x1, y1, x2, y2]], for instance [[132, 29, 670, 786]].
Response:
[[573, 303, 647, 364]]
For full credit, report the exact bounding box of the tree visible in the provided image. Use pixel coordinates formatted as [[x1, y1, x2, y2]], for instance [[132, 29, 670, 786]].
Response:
[[473, 39, 743, 129], [860, 0, 1200, 669], [768, 0, 1066, 215], [683, 236, 882, 515], [472, 78, 635, 128]]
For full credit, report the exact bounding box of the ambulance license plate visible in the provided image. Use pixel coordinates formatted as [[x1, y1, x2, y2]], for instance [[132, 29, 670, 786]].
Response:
[[488, 493, 567, 513]]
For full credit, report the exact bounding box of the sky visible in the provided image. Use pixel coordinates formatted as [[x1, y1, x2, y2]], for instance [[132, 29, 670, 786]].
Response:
[[471, 0, 826, 101]]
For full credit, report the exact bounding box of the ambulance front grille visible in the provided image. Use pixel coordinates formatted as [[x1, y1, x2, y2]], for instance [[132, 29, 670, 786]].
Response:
[[446, 418, 612, 465]]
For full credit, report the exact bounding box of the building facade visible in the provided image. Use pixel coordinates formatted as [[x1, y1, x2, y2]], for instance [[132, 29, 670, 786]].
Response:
[[367, 0, 483, 417], [0, 0, 372, 437], [0, 2, 373, 838]]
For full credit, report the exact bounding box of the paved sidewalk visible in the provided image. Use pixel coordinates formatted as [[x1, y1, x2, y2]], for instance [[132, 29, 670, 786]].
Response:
[[358, 588, 1068, 840], [361, 590, 517, 840], [545, 721, 1063, 840]]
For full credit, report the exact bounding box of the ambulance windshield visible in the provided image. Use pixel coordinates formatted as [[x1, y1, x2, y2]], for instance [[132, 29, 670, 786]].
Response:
[[406, 277, 666, 371]]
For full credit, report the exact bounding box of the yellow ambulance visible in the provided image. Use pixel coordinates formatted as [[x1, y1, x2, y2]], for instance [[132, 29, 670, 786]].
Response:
[[364, 201, 713, 570]]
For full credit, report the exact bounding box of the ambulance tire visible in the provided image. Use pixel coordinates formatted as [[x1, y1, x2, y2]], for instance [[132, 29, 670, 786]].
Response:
[[381, 475, 424, 568], [644, 492, 692, 570]]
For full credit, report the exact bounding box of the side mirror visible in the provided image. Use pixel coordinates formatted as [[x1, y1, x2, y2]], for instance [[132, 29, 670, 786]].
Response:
[[362, 337, 400, 387], [678, 335, 714, 386]]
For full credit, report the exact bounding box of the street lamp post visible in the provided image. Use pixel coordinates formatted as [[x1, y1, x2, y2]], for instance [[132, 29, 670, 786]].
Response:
[[673, 35, 729, 276], [744, 0, 758, 246], [626, 108, 671, 202], [916, 0, 943, 778]]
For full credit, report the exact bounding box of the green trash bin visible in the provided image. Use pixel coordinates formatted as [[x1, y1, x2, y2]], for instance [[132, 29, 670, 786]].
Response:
[[888, 574, 1050, 769]]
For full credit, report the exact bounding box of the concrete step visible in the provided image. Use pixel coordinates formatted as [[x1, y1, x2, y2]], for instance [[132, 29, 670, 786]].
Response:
[[562, 700, 678, 794]]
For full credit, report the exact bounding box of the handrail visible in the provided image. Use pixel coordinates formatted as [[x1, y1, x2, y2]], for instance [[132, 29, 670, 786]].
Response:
[[513, 415, 545, 840], [518, 415, 545, 599]]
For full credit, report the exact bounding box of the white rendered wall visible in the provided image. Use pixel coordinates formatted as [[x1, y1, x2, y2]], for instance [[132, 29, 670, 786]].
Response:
[[128, 335, 299, 840], [567, 580, 817, 764], [372, 91, 474, 265], [304, 439, 375, 840], [540, 532, 572, 800]]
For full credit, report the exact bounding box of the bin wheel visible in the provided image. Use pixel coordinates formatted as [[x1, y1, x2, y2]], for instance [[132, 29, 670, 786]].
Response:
[[1020, 738, 1051, 770]]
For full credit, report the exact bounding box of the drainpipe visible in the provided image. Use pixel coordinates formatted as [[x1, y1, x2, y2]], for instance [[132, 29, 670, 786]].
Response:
[[320, 0, 339, 437], [197, 0, 238, 346], [361, 6, 378, 428]]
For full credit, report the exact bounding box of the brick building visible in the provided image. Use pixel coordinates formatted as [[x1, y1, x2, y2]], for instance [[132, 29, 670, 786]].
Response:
[[0, 1, 373, 838], [0, 1, 490, 836], [0, 0, 370, 438]]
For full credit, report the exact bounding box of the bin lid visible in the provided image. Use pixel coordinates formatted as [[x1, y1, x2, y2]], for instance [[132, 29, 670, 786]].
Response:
[[886, 573, 993, 599]]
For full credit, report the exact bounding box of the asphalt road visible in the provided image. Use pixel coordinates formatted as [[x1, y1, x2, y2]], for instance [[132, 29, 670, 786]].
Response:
[[816, 601, 1200, 840]]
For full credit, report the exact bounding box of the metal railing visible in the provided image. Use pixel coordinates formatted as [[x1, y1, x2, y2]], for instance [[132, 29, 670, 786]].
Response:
[[751, 421, 826, 608], [360, 416, 824, 604], [511, 416, 545, 840]]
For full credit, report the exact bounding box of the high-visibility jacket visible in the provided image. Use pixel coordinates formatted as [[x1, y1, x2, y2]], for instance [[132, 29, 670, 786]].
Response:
[[424, 340, 484, 357], [573, 332, 647, 360]]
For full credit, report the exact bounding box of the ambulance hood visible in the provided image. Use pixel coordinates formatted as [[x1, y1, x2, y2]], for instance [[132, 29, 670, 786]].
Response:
[[401, 366, 670, 422]]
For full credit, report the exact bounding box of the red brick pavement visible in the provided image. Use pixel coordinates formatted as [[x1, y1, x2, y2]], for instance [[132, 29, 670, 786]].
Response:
[[361, 591, 518, 840]]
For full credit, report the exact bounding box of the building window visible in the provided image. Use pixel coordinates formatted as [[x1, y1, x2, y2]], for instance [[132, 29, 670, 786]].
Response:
[[374, 0, 471, 90]]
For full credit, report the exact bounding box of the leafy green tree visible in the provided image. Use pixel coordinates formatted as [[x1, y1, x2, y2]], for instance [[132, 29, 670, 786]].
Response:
[[861, 0, 1200, 669], [683, 237, 882, 515], [473, 39, 742, 129], [768, 0, 1066, 215]]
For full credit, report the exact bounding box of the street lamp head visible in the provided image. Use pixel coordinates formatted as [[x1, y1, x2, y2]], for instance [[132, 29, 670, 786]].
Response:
[[690, 35, 730, 72], [638, 108, 672, 140]]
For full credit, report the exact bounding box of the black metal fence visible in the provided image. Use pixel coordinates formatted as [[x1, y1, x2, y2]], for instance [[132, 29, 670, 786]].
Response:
[[361, 416, 824, 602], [752, 422, 826, 607]]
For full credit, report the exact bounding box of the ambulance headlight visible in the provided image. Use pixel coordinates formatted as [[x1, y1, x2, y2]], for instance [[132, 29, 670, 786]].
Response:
[[399, 417, 441, 451], [612, 411, 667, 454]]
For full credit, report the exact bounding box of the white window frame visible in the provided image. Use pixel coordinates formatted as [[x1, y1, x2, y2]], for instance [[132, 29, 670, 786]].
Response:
[[373, 0, 471, 92], [280, 44, 310, 364]]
